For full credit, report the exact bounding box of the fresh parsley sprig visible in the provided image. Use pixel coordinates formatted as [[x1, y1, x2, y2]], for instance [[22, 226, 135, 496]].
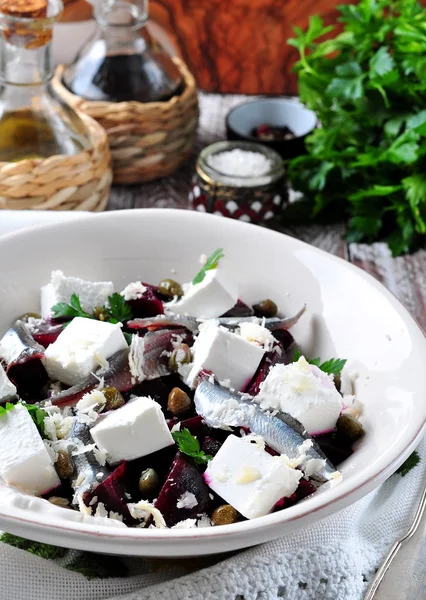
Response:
[[293, 349, 347, 377], [105, 293, 133, 324], [395, 451, 421, 477], [287, 0, 426, 256], [51, 293, 92, 320], [172, 428, 212, 465], [0, 402, 15, 416], [192, 249, 224, 285], [52, 293, 132, 325]]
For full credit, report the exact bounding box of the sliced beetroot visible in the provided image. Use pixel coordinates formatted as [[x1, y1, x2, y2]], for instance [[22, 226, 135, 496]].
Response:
[[85, 462, 137, 526], [126, 445, 177, 500], [221, 299, 254, 318], [272, 329, 295, 353], [178, 415, 208, 438], [126, 283, 164, 318], [315, 431, 354, 466], [202, 436, 222, 457], [273, 478, 316, 512], [154, 452, 211, 527], [52, 348, 132, 407], [32, 322, 66, 348], [245, 348, 287, 396], [0, 321, 48, 401]]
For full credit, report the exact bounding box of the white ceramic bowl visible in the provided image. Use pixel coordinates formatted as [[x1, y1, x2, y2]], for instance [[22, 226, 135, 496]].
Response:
[[0, 209, 425, 557]]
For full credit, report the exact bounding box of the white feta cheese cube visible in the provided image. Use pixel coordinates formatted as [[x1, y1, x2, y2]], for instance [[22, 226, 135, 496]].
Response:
[[256, 357, 343, 434], [0, 404, 60, 495], [44, 317, 127, 386], [41, 270, 114, 318], [166, 267, 238, 319], [0, 363, 16, 402], [205, 435, 302, 519], [90, 396, 174, 463], [187, 322, 264, 391]]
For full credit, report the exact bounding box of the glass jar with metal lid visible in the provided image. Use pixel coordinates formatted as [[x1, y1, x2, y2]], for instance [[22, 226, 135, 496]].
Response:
[[190, 141, 287, 223]]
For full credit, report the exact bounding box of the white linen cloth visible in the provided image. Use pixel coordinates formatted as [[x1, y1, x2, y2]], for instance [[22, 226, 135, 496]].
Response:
[[0, 212, 424, 600]]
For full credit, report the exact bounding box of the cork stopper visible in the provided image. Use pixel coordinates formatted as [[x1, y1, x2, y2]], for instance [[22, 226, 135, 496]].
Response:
[[0, 0, 62, 48], [0, 0, 48, 18]]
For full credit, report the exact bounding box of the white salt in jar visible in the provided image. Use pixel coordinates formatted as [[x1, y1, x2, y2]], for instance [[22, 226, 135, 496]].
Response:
[[190, 141, 286, 223]]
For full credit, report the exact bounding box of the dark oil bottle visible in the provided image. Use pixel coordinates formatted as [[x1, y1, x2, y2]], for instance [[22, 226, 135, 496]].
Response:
[[63, 0, 183, 103]]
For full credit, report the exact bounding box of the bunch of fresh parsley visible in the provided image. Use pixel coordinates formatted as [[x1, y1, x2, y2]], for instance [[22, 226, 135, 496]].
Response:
[[287, 0, 426, 255]]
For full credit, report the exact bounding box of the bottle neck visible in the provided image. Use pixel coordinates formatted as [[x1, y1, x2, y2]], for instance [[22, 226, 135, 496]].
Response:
[[0, 37, 52, 86]]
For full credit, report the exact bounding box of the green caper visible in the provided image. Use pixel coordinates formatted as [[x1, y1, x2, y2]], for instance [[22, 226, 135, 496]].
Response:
[[336, 414, 365, 442], [93, 306, 109, 321], [158, 279, 184, 299], [168, 343, 192, 373], [18, 312, 41, 322], [167, 387, 192, 416], [252, 299, 278, 318], [102, 386, 125, 411], [55, 450, 74, 479], [139, 468, 160, 498], [211, 504, 238, 526]]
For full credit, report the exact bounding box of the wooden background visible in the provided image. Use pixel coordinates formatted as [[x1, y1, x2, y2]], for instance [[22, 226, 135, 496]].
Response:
[[62, 0, 353, 95]]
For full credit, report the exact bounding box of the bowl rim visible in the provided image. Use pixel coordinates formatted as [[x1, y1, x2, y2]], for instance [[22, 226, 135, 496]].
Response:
[[226, 97, 318, 144], [0, 208, 424, 550]]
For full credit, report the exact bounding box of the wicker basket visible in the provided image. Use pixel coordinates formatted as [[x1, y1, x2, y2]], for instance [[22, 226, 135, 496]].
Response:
[[0, 115, 112, 211], [53, 57, 199, 185]]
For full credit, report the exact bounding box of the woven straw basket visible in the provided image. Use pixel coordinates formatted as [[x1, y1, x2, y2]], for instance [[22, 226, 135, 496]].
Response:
[[53, 57, 199, 184], [0, 115, 112, 211]]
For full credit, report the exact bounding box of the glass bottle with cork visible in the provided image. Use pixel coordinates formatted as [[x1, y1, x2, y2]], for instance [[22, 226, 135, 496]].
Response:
[[62, 0, 183, 103], [0, 0, 90, 162]]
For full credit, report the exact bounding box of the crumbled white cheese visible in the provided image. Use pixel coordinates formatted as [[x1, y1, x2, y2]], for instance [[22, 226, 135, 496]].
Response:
[[78, 498, 92, 516], [196, 514, 212, 528], [128, 500, 166, 529], [176, 491, 198, 509], [298, 439, 313, 455], [94, 502, 108, 518], [24, 317, 43, 333], [76, 389, 106, 425], [93, 446, 107, 466], [109, 511, 124, 522], [71, 443, 97, 457], [171, 518, 197, 529], [120, 281, 147, 301], [171, 422, 181, 433], [238, 322, 276, 351], [304, 458, 327, 478]]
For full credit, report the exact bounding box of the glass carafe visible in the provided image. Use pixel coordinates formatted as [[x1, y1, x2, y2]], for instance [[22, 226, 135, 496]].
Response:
[[63, 0, 183, 103], [0, 0, 89, 162]]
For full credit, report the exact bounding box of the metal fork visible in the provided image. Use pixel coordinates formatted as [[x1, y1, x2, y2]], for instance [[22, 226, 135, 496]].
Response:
[[364, 471, 426, 600]]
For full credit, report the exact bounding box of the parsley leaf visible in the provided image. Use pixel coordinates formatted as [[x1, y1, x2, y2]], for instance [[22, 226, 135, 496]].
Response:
[[0, 402, 16, 416], [52, 293, 93, 320], [293, 349, 347, 376], [52, 292, 132, 326], [287, 0, 426, 256], [24, 403, 48, 436], [395, 451, 421, 477], [192, 249, 224, 285], [0, 402, 48, 436], [172, 428, 212, 465], [0, 533, 67, 559], [105, 293, 132, 324]]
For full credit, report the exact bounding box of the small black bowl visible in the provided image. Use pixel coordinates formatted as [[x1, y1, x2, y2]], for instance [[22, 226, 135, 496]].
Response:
[[226, 98, 317, 160]]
